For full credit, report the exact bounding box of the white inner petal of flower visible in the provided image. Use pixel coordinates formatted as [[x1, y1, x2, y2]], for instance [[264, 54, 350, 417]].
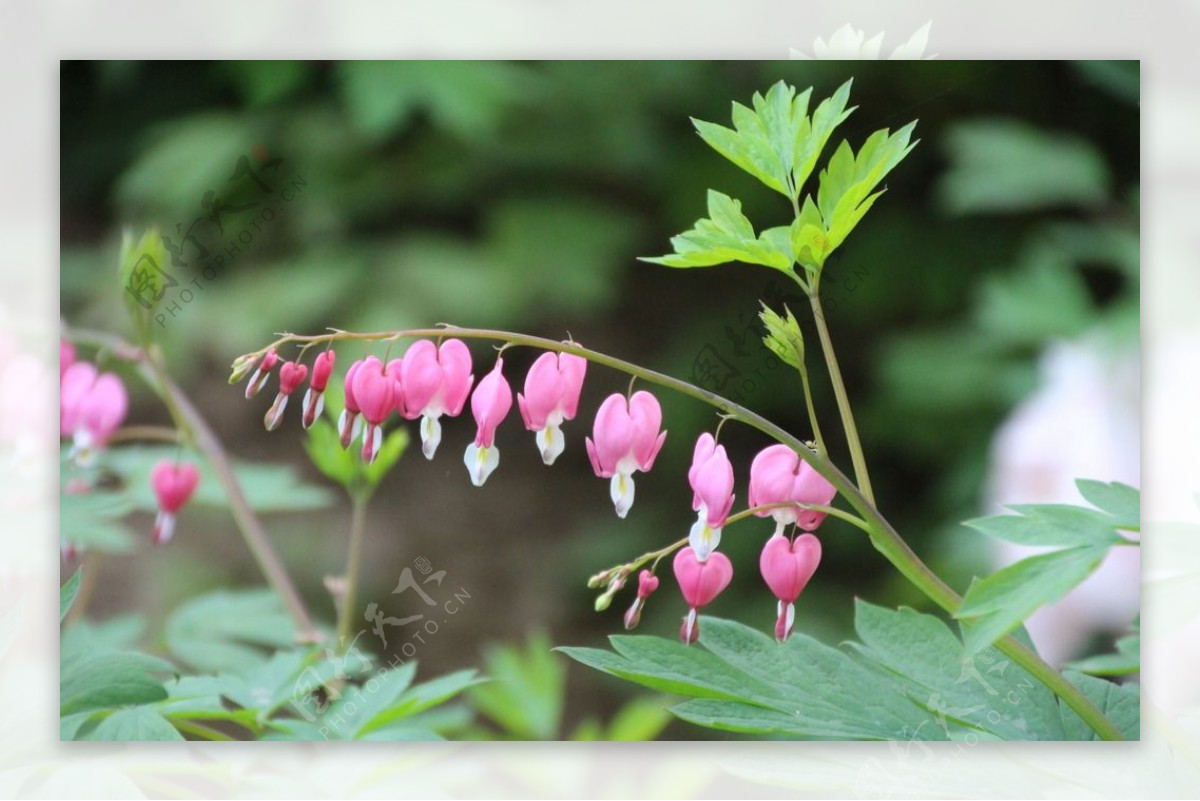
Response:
[[464, 443, 500, 487], [610, 472, 635, 518], [688, 513, 723, 562], [536, 423, 565, 465], [421, 413, 443, 460]]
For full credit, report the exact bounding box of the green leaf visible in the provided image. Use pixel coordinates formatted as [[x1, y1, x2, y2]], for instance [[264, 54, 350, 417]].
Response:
[[59, 489, 136, 554], [816, 122, 919, 257], [468, 631, 564, 739], [1076, 479, 1139, 531], [304, 417, 359, 488], [938, 119, 1110, 214], [1067, 632, 1140, 677], [118, 227, 170, 345], [603, 696, 673, 741], [164, 589, 297, 673], [955, 546, 1109, 653], [61, 651, 176, 715], [691, 79, 853, 199], [759, 302, 805, 370], [88, 706, 184, 741], [963, 505, 1127, 548], [1058, 671, 1139, 740], [640, 190, 793, 272], [357, 669, 484, 737], [60, 570, 82, 622], [362, 428, 409, 490], [318, 663, 418, 739], [851, 601, 1065, 740]]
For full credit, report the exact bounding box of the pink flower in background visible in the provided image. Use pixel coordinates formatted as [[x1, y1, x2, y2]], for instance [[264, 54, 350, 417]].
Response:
[[686, 433, 735, 561], [759, 532, 821, 641], [585, 391, 667, 519], [338, 358, 365, 449], [623, 569, 660, 630], [401, 339, 473, 460], [463, 357, 513, 487], [350, 356, 397, 464], [60, 362, 127, 461], [301, 350, 336, 430], [244, 349, 278, 399], [673, 546, 733, 645], [264, 360, 308, 431], [748, 444, 837, 533], [518, 350, 587, 465], [150, 460, 201, 545]]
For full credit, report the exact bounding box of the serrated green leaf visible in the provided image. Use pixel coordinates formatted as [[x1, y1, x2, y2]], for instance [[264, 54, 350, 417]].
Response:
[[964, 504, 1126, 548], [1067, 633, 1140, 677], [357, 669, 483, 737], [1076, 479, 1139, 531], [318, 663, 418, 739], [955, 546, 1109, 653], [88, 706, 184, 741], [641, 190, 793, 271], [1058, 670, 1139, 740], [468, 631, 563, 739], [759, 302, 805, 370], [61, 651, 176, 715], [60, 570, 82, 622], [164, 589, 297, 673]]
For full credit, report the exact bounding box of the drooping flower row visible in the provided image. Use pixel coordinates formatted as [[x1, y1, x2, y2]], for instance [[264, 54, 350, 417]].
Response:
[[237, 337, 835, 643]]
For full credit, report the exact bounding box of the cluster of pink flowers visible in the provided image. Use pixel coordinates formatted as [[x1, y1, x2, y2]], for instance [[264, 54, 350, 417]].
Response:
[[240, 338, 835, 644], [60, 339, 201, 551]]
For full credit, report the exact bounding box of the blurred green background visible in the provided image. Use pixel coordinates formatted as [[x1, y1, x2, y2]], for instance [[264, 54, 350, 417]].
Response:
[[60, 60, 1138, 737]]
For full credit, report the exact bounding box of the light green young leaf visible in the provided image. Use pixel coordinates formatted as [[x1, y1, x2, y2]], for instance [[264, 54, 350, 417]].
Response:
[[468, 631, 564, 739], [963, 504, 1127, 548], [60, 570, 82, 622], [357, 669, 484, 737], [87, 706, 184, 741], [955, 545, 1109, 653], [603, 696, 673, 742], [1075, 479, 1139, 531], [640, 190, 793, 271], [1066, 631, 1140, 677], [759, 302, 805, 370], [118, 227, 170, 346]]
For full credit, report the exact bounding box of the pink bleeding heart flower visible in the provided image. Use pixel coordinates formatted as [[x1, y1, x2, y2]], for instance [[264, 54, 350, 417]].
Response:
[[585, 391, 667, 519], [518, 350, 587, 466], [759, 532, 822, 642], [686, 433, 736, 561], [401, 339, 474, 460], [338, 358, 366, 449], [623, 569, 660, 630], [351, 356, 397, 464], [748, 444, 837, 533], [463, 357, 513, 487], [150, 460, 201, 545], [61, 364, 127, 462], [244, 349, 279, 400], [264, 360, 308, 431], [301, 350, 336, 430], [673, 546, 733, 645], [60, 339, 76, 377]]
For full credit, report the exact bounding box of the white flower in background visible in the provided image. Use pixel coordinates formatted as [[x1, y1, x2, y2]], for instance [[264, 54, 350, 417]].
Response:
[[985, 336, 1140, 667], [791, 22, 935, 60]]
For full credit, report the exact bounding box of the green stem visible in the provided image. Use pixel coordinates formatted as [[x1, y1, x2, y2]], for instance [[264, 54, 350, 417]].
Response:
[[336, 490, 370, 649], [807, 282, 875, 506], [250, 325, 1124, 740], [797, 364, 827, 456], [66, 326, 322, 644]]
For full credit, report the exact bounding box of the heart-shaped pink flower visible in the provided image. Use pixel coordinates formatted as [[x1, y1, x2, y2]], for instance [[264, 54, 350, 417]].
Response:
[[759, 532, 821, 641], [673, 546, 733, 644]]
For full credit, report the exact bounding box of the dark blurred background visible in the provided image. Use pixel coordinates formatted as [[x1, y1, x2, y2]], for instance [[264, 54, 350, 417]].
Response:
[[60, 60, 1139, 736]]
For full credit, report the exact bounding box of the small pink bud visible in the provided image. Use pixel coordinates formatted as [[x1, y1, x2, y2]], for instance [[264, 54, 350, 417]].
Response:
[[302, 349, 336, 430], [747, 444, 837, 532], [150, 460, 201, 545], [351, 357, 396, 463], [584, 391, 667, 519], [463, 357, 513, 487], [686, 433, 735, 561], [759, 532, 821, 642], [264, 361, 308, 431], [673, 546, 733, 645], [401, 339, 474, 459], [517, 350, 587, 465], [338, 358, 365, 448], [244, 349, 278, 399], [623, 569, 660, 630]]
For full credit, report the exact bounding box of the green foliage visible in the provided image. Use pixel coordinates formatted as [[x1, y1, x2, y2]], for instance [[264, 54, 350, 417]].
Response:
[[640, 190, 793, 271], [1058, 670, 1139, 740], [758, 302, 804, 370], [118, 227, 169, 345], [88, 707, 184, 742], [468, 631, 563, 739], [1067, 629, 1140, 677], [60, 569, 83, 622], [164, 588, 298, 673], [59, 481, 136, 554], [61, 649, 175, 716], [562, 603, 1137, 740], [938, 119, 1110, 214], [955, 487, 1138, 653], [305, 418, 408, 496], [691, 79, 854, 200]]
